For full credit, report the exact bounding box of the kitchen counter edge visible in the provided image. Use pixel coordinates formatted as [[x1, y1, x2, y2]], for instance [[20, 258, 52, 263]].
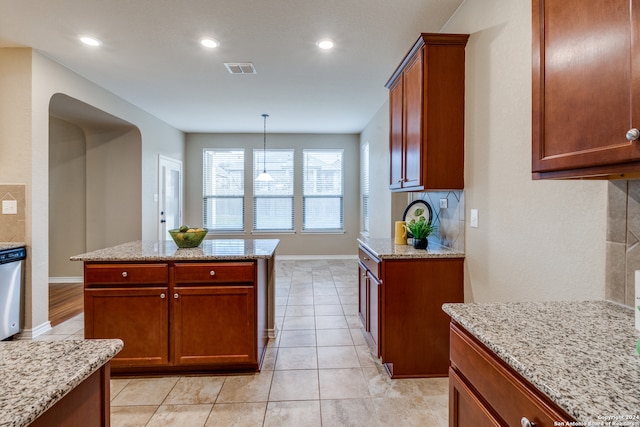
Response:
[[358, 237, 464, 259]]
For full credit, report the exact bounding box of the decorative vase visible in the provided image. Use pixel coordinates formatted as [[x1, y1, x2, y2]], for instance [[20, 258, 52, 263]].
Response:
[[413, 238, 428, 250]]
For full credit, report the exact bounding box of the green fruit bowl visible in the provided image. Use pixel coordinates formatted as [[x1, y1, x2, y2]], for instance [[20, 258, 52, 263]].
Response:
[[168, 228, 208, 248]]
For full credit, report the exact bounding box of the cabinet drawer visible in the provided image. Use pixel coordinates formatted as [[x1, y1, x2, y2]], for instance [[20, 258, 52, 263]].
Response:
[[450, 323, 572, 426], [174, 262, 255, 284], [85, 263, 168, 286], [358, 247, 380, 278]]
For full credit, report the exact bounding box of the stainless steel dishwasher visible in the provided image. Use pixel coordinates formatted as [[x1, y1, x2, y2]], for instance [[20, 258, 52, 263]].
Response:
[[0, 246, 26, 340]]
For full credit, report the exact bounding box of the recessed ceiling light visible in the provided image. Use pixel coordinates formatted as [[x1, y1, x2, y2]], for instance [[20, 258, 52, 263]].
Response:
[[79, 36, 102, 47], [201, 38, 220, 48], [316, 39, 335, 50]]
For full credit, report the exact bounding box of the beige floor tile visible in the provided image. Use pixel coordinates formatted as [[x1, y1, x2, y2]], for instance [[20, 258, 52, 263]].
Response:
[[282, 315, 315, 330], [350, 328, 368, 346], [110, 379, 130, 401], [320, 398, 380, 427], [279, 329, 316, 347], [216, 371, 274, 403], [287, 295, 314, 305], [317, 346, 361, 369], [315, 315, 348, 329], [339, 295, 359, 305], [146, 404, 212, 427], [314, 295, 341, 305], [163, 376, 225, 404], [314, 304, 344, 316], [345, 314, 362, 328], [111, 377, 179, 406], [263, 400, 322, 427], [285, 305, 314, 316], [316, 329, 353, 346], [110, 405, 158, 427], [372, 397, 441, 427], [206, 402, 267, 427], [261, 347, 278, 370], [424, 394, 449, 427], [275, 346, 318, 370], [269, 369, 319, 401], [313, 287, 338, 296], [319, 368, 370, 399], [336, 287, 358, 296], [288, 287, 313, 296], [355, 345, 380, 367], [341, 304, 359, 315]]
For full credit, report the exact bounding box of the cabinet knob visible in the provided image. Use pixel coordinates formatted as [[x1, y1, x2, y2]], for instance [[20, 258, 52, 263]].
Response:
[[626, 128, 640, 141], [174, 293, 179, 299], [521, 417, 536, 427], [160, 293, 166, 299], [121, 271, 128, 278], [210, 270, 216, 276]]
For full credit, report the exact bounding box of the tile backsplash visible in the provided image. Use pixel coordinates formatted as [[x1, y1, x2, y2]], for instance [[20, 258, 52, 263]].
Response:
[[0, 184, 26, 242], [606, 180, 639, 308], [409, 190, 465, 252]]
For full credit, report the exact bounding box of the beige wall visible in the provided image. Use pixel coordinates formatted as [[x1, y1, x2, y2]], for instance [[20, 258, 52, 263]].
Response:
[[185, 133, 360, 256], [442, 0, 607, 302]]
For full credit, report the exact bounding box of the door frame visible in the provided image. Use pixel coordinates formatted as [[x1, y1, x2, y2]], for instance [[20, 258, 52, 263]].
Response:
[[158, 155, 183, 240]]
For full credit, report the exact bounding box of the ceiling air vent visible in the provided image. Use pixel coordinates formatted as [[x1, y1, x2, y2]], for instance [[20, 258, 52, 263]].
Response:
[[224, 63, 257, 74]]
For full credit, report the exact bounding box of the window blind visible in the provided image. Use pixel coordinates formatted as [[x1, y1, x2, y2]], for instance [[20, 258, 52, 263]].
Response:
[[253, 149, 294, 231], [203, 149, 244, 231], [362, 143, 370, 234], [302, 149, 344, 231]]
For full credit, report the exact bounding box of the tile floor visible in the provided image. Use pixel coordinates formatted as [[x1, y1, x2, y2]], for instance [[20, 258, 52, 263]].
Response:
[[39, 259, 449, 426]]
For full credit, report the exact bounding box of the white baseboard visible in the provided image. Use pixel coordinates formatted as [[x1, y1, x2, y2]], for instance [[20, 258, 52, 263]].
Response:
[[16, 321, 52, 339], [277, 255, 358, 260], [267, 326, 278, 340], [49, 276, 83, 283]]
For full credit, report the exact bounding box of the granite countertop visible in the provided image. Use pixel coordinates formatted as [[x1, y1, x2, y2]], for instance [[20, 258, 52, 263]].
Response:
[[358, 237, 464, 259], [0, 242, 25, 251], [0, 339, 123, 427], [443, 300, 640, 423], [70, 239, 280, 262]]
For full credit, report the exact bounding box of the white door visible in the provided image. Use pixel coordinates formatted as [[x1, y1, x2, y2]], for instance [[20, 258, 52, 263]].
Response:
[[158, 155, 182, 240]]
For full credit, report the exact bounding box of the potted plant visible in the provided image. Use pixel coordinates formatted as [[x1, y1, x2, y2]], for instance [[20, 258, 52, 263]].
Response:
[[405, 216, 436, 250]]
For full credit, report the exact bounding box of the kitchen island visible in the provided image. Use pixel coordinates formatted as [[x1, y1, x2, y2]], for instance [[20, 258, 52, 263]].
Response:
[[357, 237, 464, 378], [443, 300, 640, 426], [71, 239, 279, 375], [0, 339, 122, 427]]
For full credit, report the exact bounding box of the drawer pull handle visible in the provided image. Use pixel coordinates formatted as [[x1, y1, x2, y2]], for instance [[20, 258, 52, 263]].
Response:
[[521, 417, 536, 427], [210, 270, 216, 276], [160, 293, 166, 299], [174, 293, 179, 299], [122, 271, 128, 278]]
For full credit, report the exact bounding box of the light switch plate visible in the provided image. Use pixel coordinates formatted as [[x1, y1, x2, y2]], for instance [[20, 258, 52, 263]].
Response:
[[2, 200, 17, 214], [439, 198, 448, 209], [470, 209, 478, 228]]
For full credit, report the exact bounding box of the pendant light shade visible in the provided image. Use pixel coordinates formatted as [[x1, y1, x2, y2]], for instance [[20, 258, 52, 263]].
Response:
[[256, 114, 274, 182]]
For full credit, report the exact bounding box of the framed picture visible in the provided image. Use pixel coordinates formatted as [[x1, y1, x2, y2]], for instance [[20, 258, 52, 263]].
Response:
[[403, 200, 433, 226]]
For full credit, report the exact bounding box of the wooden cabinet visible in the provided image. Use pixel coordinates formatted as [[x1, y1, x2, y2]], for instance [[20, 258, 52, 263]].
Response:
[[532, 0, 640, 179], [449, 322, 574, 426], [386, 33, 468, 191], [84, 260, 267, 374], [357, 245, 463, 378]]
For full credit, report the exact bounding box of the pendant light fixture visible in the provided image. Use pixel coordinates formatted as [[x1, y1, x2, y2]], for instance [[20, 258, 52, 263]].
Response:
[[256, 113, 274, 182]]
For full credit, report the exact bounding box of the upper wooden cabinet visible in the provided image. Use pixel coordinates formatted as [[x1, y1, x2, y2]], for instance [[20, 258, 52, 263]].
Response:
[[386, 33, 469, 191], [532, 0, 640, 179]]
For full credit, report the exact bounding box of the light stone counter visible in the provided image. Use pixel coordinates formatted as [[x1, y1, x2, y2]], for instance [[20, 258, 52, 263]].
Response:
[[70, 239, 279, 262], [0, 242, 25, 251], [0, 339, 123, 427], [358, 237, 464, 259], [443, 300, 640, 424]]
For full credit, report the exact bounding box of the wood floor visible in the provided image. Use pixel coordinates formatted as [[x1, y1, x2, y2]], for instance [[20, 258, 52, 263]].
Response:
[[49, 283, 83, 327]]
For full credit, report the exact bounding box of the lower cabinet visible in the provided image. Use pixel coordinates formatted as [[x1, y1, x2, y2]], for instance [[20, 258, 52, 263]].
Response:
[[358, 245, 464, 378], [449, 322, 574, 426], [83, 260, 266, 374]]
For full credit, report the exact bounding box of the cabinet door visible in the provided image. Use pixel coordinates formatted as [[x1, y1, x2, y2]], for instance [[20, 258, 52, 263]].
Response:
[[449, 368, 504, 427], [402, 49, 424, 189], [172, 285, 257, 366], [84, 287, 169, 367], [532, 0, 640, 176], [367, 271, 381, 356], [389, 77, 405, 190], [358, 262, 368, 328]]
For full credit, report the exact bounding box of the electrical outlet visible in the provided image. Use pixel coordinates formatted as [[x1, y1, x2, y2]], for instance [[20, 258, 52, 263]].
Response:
[[2, 200, 17, 215], [470, 209, 478, 228], [439, 198, 448, 209]]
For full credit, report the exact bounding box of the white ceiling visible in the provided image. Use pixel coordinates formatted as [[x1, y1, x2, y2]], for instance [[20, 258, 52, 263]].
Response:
[[0, 0, 463, 133]]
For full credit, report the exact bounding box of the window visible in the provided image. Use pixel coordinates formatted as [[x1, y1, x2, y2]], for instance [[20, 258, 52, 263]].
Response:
[[303, 149, 344, 231], [253, 149, 294, 231], [203, 149, 244, 231], [362, 143, 370, 234]]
